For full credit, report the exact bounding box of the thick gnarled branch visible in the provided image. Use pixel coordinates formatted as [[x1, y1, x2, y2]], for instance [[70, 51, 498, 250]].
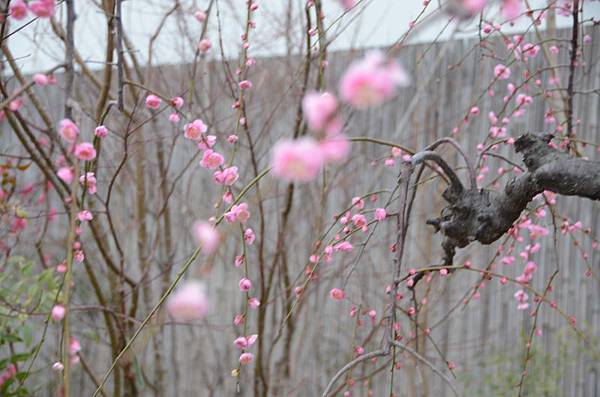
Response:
[[425, 133, 600, 267]]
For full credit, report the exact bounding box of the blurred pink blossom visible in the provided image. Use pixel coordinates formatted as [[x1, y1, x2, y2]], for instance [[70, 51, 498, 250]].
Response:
[[339, 51, 409, 108], [192, 221, 220, 254], [166, 280, 209, 320]]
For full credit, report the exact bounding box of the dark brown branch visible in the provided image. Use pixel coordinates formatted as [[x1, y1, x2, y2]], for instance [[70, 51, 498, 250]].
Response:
[[566, 0, 580, 144], [426, 133, 600, 268], [64, 0, 76, 119], [116, 0, 125, 110], [411, 151, 464, 202]]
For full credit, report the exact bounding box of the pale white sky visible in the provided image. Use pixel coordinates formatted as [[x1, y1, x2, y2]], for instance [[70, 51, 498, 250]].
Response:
[[8, 0, 600, 73]]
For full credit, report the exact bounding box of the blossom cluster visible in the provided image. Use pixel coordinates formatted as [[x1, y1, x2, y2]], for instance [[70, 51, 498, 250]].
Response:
[[271, 51, 409, 183], [9, 0, 55, 21]]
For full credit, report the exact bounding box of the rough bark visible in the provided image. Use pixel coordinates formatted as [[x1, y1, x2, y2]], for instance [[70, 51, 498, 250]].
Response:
[[424, 133, 600, 268]]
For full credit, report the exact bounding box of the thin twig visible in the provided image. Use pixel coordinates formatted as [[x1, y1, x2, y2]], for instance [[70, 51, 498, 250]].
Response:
[[64, 0, 76, 119], [389, 340, 460, 397]]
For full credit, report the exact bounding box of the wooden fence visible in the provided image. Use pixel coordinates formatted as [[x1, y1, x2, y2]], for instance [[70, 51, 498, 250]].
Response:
[[4, 24, 600, 396]]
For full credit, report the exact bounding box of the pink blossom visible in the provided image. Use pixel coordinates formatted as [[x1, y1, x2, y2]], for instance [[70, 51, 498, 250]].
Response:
[[95, 125, 108, 138], [234, 255, 245, 267], [549, 76, 561, 86], [248, 297, 260, 308], [192, 221, 220, 254], [70, 338, 81, 355], [145, 94, 162, 109], [514, 289, 529, 310], [195, 10, 207, 22], [0, 364, 16, 387], [51, 304, 66, 321], [197, 136, 215, 150], [352, 214, 367, 230], [528, 224, 548, 240], [330, 288, 346, 301], [33, 74, 49, 86], [524, 261, 537, 276], [339, 51, 409, 108], [302, 91, 342, 135], [57, 167, 75, 184], [213, 166, 239, 186], [184, 119, 208, 140], [522, 43, 540, 58], [198, 38, 212, 53], [166, 111, 180, 121], [516, 94, 533, 106], [8, 98, 23, 112], [171, 96, 184, 108], [502, 0, 521, 20], [352, 197, 365, 209], [59, 119, 79, 142], [228, 135, 239, 144], [199, 149, 224, 169], [462, 0, 487, 14], [29, 0, 55, 18], [77, 210, 93, 222], [374, 208, 386, 221], [501, 256, 515, 265], [80, 172, 97, 194], [494, 64, 511, 80], [271, 137, 324, 183], [11, 217, 26, 233], [565, 220, 582, 233], [9, 0, 28, 20], [234, 334, 258, 349], [239, 278, 252, 292], [506, 90, 516, 105], [223, 191, 234, 203], [337, 0, 356, 10], [319, 134, 351, 163], [544, 191, 557, 205], [224, 203, 250, 223], [334, 241, 353, 252], [166, 280, 209, 320], [244, 228, 255, 245], [239, 352, 254, 365], [75, 142, 97, 161], [52, 362, 64, 372], [340, 213, 349, 225], [239, 80, 253, 90]]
